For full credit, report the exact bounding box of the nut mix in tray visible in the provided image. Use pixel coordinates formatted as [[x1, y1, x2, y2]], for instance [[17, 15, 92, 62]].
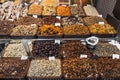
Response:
[[89, 23, 117, 34], [10, 24, 38, 36], [93, 42, 120, 57], [61, 40, 91, 58], [28, 59, 61, 78], [32, 40, 60, 58], [62, 16, 83, 26], [63, 24, 89, 35], [0, 58, 29, 78], [0, 20, 14, 35]]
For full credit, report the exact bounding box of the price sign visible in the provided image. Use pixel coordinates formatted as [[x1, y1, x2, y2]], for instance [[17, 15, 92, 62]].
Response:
[[80, 54, 87, 58], [113, 54, 119, 59], [55, 40, 60, 44], [49, 56, 55, 60], [21, 56, 28, 60]]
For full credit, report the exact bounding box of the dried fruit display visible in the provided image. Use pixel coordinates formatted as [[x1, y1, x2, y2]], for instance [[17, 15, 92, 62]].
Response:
[[93, 42, 120, 57], [42, 6, 56, 15], [62, 58, 96, 79], [38, 25, 62, 36], [61, 40, 90, 58], [83, 16, 107, 26], [41, 17, 61, 25], [63, 24, 89, 35], [70, 6, 85, 16], [0, 20, 14, 35], [89, 23, 117, 34], [0, 58, 29, 78], [57, 6, 71, 16], [14, 16, 42, 26], [28, 59, 61, 77], [28, 3, 43, 15], [41, 0, 59, 6], [10, 24, 38, 36], [32, 40, 60, 58], [62, 16, 83, 26]]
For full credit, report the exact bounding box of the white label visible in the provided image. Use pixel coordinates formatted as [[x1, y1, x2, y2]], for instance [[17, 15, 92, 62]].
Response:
[[98, 22, 105, 25], [8, 19, 14, 21], [73, 4, 77, 6], [34, 2, 38, 4], [56, 16, 61, 19], [112, 54, 119, 59], [31, 24, 37, 26], [33, 15, 38, 18], [55, 23, 61, 26], [21, 56, 28, 60], [80, 54, 87, 58], [55, 40, 60, 44], [49, 56, 55, 60], [75, 15, 79, 17], [98, 15, 102, 17], [39, 0, 42, 2], [62, 5, 67, 6]]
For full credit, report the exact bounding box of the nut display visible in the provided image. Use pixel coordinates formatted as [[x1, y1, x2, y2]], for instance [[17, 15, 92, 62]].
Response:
[[38, 25, 62, 36], [63, 24, 89, 35], [3, 43, 27, 57], [28, 3, 43, 15], [70, 6, 85, 16], [42, 6, 56, 15], [41, 17, 61, 25], [93, 42, 120, 57], [10, 24, 38, 36], [57, 6, 71, 16], [83, 16, 107, 26], [89, 23, 117, 34], [62, 16, 83, 26], [0, 58, 29, 78], [28, 59, 61, 77], [41, 0, 59, 6], [32, 40, 60, 58], [0, 20, 14, 35], [61, 40, 90, 58], [62, 58, 96, 79], [14, 16, 42, 26]]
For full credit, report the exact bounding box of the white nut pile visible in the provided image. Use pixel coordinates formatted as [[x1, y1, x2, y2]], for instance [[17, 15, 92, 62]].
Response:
[[28, 59, 61, 77], [3, 43, 27, 57]]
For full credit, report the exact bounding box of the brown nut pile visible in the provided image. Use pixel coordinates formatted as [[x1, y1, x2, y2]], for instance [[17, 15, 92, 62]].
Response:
[[93, 58, 120, 78], [28, 59, 61, 77], [14, 16, 42, 26], [42, 6, 56, 15], [61, 40, 90, 58], [10, 24, 38, 36], [62, 16, 83, 26], [63, 24, 89, 35], [70, 6, 85, 16], [0, 20, 14, 35], [83, 16, 107, 26], [93, 42, 120, 57], [0, 58, 28, 78], [62, 58, 96, 79]]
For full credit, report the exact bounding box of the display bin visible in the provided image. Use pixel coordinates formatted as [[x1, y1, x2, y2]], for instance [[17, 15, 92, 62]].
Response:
[[27, 58, 62, 80], [0, 58, 30, 79]]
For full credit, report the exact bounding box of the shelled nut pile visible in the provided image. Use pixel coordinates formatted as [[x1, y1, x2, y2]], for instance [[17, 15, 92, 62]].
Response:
[[32, 40, 60, 58], [28, 59, 61, 77], [61, 40, 90, 58]]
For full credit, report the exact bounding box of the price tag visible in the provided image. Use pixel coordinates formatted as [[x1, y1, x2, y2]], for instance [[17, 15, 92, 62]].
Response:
[[55, 40, 60, 44], [80, 54, 87, 58], [55, 23, 61, 26], [112, 54, 119, 59], [8, 19, 14, 21], [49, 56, 55, 60], [33, 15, 38, 18], [62, 5, 67, 6], [34, 2, 38, 4], [98, 15, 102, 17], [75, 15, 79, 17], [21, 56, 28, 60], [56, 16, 61, 19], [31, 24, 37, 26], [73, 4, 77, 6], [98, 22, 104, 25]]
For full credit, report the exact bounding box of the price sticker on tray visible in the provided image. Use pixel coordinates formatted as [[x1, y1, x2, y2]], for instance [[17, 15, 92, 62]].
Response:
[[55, 23, 61, 26], [80, 54, 87, 58], [98, 22, 105, 25], [98, 15, 103, 17], [55, 40, 60, 44], [112, 54, 120, 59], [49, 56, 55, 60], [21, 55, 28, 60], [56, 16, 61, 19], [33, 15, 38, 18]]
